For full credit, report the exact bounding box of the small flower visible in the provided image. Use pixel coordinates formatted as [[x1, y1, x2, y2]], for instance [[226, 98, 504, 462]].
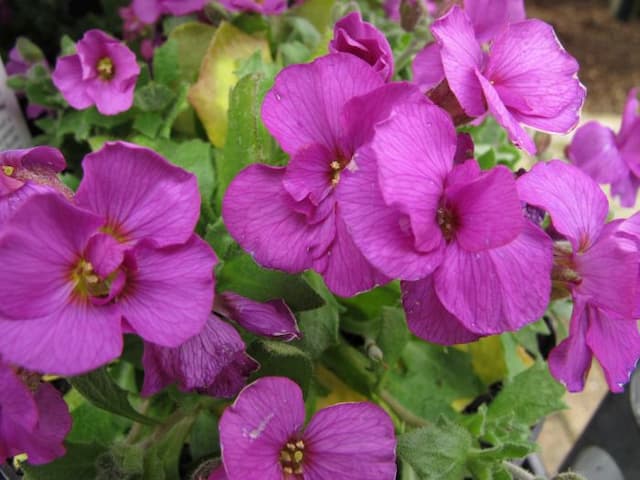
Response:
[[52, 29, 140, 115], [0, 146, 70, 224], [219, 377, 396, 480], [6, 39, 50, 118], [0, 142, 216, 375], [223, 53, 426, 297], [568, 88, 640, 207], [415, 5, 584, 154], [0, 361, 71, 464], [518, 160, 640, 392], [131, 0, 210, 24], [329, 12, 394, 82], [218, 0, 288, 15], [339, 102, 552, 342], [141, 314, 259, 399]]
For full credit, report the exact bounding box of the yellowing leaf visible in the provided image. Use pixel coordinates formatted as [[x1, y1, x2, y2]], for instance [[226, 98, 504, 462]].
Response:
[[458, 336, 507, 385], [188, 22, 270, 147], [315, 366, 368, 409]]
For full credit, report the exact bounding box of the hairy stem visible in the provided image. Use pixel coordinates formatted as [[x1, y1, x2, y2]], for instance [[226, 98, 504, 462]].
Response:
[[379, 389, 430, 428], [503, 461, 544, 480]]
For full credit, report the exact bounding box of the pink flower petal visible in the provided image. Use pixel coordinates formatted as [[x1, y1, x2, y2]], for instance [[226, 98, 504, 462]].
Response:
[[586, 308, 640, 393], [220, 377, 305, 480], [431, 6, 485, 117], [517, 160, 609, 251], [568, 122, 628, 184], [402, 276, 481, 345], [313, 211, 390, 297], [475, 70, 536, 154], [142, 314, 257, 398], [412, 42, 445, 93], [445, 164, 523, 251], [0, 300, 123, 376], [220, 292, 300, 341], [619, 87, 639, 143], [283, 144, 334, 205], [22, 382, 71, 464], [0, 193, 103, 320], [486, 20, 583, 131], [119, 236, 216, 348], [338, 147, 445, 280], [303, 403, 396, 480], [375, 103, 455, 253], [132, 0, 162, 24], [222, 164, 319, 273], [0, 364, 38, 461], [435, 221, 552, 335], [464, 0, 526, 43], [261, 53, 384, 155], [76, 142, 200, 247], [548, 298, 592, 392], [51, 55, 93, 110]]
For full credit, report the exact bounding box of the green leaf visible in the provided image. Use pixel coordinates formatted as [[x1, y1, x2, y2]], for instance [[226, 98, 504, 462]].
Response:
[[204, 218, 239, 260], [321, 339, 378, 396], [188, 21, 271, 147], [398, 417, 473, 480], [153, 38, 180, 87], [376, 306, 410, 365], [16, 36, 45, 63], [66, 390, 131, 445], [168, 22, 217, 83], [216, 253, 324, 311], [135, 82, 176, 112], [190, 410, 220, 461], [145, 415, 196, 480], [22, 442, 107, 480], [293, 272, 341, 359], [384, 341, 485, 421], [488, 362, 566, 425], [70, 367, 159, 426], [290, 0, 336, 35], [170, 139, 215, 211], [217, 71, 276, 208], [133, 111, 164, 137], [248, 339, 313, 396]]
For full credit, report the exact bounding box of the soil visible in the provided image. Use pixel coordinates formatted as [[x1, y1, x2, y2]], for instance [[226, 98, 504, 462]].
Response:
[[526, 0, 640, 114]]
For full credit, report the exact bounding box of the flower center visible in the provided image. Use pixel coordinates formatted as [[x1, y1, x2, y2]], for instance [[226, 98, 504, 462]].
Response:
[[13, 367, 41, 392], [437, 205, 458, 242], [280, 440, 305, 476], [551, 241, 581, 299], [330, 160, 341, 186], [2, 165, 15, 176], [71, 259, 111, 299], [96, 57, 115, 80]]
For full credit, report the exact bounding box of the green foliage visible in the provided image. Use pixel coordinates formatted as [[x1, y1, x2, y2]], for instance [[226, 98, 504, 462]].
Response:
[[216, 253, 325, 311], [248, 339, 314, 396], [22, 442, 108, 480], [398, 417, 473, 480], [70, 367, 159, 426], [465, 117, 522, 170]]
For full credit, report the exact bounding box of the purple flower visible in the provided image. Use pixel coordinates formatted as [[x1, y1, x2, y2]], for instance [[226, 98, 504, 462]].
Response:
[[0, 362, 71, 464], [52, 29, 140, 116], [413, 0, 525, 92], [142, 314, 259, 398], [0, 142, 216, 375], [568, 88, 640, 207], [415, 5, 584, 153], [223, 54, 429, 296], [329, 12, 394, 82], [219, 377, 396, 479], [339, 102, 552, 342], [0, 147, 71, 225], [518, 160, 640, 392], [131, 0, 209, 24], [218, 0, 287, 15], [217, 292, 300, 341]]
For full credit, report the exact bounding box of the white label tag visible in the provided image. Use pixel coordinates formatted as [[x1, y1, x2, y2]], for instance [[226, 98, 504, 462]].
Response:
[[0, 60, 32, 150]]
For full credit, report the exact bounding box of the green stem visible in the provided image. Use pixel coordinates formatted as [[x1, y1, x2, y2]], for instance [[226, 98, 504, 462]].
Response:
[[503, 461, 543, 480], [379, 389, 430, 428]]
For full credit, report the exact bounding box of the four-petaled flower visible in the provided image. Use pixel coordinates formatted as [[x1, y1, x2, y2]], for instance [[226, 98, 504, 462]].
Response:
[[52, 29, 140, 115], [219, 377, 397, 479]]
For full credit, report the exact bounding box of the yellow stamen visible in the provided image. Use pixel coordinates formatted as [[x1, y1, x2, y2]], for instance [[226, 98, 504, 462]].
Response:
[[2, 165, 15, 176], [96, 57, 115, 81]]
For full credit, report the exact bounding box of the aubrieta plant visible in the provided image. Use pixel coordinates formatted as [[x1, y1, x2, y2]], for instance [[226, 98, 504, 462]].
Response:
[[1, 0, 638, 479]]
